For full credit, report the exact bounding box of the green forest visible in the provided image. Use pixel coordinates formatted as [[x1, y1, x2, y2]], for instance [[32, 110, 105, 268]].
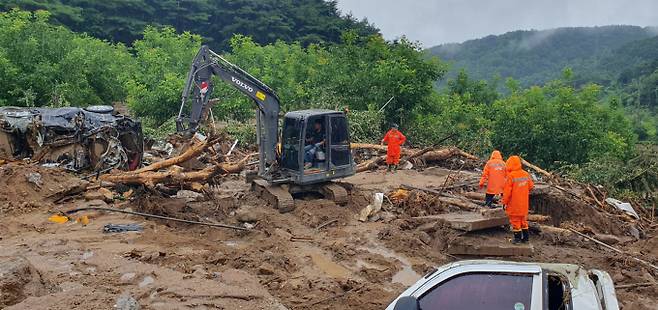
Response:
[[0, 7, 655, 198], [0, 0, 378, 50], [429, 25, 658, 145]]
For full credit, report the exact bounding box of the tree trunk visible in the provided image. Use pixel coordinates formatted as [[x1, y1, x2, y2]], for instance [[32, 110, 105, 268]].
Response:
[[100, 156, 249, 186]]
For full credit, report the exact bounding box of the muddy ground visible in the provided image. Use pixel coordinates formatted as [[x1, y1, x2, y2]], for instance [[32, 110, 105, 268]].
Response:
[[0, 164, 656, 309]]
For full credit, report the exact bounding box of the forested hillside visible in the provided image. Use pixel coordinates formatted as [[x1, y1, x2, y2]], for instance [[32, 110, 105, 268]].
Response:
[[0, 0, 378, 50], [428, 25, 658, 88], [0, 8, 654, 196]]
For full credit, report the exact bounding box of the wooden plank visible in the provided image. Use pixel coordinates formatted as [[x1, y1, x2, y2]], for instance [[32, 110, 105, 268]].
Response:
[[447, 243, 534, 256]]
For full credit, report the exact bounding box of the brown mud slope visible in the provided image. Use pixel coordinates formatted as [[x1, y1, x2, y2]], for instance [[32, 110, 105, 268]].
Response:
[[0, 166, 656, 309], [0, 163, 87, 214]]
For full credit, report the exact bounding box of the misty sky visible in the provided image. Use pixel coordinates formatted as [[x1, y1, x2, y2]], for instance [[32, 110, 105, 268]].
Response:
[[336, 0, 658, 47]]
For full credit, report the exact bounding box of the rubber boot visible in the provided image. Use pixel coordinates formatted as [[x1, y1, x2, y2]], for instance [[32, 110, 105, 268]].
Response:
[[393, 164, 398, 173], [386, 165, 392, 172], [522, 229, 530, 243], [511, 231, 523, 244]]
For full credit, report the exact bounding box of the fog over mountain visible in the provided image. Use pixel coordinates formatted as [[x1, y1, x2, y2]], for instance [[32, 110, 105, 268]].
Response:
[[336, 0, 658, 47]]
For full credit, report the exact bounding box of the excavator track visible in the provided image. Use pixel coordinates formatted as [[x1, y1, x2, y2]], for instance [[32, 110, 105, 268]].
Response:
[[319, 183, 349, 206], [252, 179, 295, 213]]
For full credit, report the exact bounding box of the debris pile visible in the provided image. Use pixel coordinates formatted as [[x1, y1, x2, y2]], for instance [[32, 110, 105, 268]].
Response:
[[0, 130, 655, 310], [0, 106, 143, 171]]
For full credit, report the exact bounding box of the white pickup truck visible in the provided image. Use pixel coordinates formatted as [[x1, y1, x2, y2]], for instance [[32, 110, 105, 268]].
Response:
[[387, 260, 619, 310]]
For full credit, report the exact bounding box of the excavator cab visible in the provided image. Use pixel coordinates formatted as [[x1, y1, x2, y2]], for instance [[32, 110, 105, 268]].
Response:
[[280, 110, 354, 185]]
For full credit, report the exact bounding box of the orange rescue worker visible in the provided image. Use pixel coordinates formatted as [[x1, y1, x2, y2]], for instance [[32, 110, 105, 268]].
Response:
[[479, 150, 507, 208], [502, 156, 534, 244], [381, 124, 406, 172]]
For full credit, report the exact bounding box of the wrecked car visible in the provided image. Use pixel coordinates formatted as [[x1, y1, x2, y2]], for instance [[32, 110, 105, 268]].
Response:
[[388, 260, 619, 310], [0, 106, 143, 171]]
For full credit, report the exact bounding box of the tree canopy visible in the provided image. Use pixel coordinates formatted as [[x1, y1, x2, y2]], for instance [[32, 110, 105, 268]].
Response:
[[0, 9, 132, 107], [0, 0, 379, 50]]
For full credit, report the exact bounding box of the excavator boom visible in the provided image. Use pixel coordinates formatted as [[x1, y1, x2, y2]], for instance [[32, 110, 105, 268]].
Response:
[[176, 45, 280, 177]]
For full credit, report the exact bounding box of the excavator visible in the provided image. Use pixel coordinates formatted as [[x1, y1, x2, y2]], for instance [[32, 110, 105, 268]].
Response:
[[176, 45, 355, 212]]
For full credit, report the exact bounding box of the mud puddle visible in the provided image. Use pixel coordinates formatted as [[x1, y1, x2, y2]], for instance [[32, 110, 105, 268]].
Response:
[[360, 243, 421, 286], [304, 247, 352, 279]]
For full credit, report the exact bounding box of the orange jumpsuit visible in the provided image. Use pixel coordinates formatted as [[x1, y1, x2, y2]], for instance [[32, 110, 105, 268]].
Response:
[[479, 150, 507, 195], [381, 129, 406, 165], [502, 156, 534, 232]]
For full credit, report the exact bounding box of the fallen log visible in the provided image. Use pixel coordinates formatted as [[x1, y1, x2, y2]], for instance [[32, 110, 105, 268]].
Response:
[[522, 159, 552, 178], [423, 148, 479, 162], [356, 156, 385, 173], [133, 136, 216, 174], [352, 143, 400, 153], [356, 147, 479, 173], [437, 196, 480, 210], [100, 155, 249, 186], [405, 133, 456, 160], [527, 214, 552, 222], [463, 191, 486, 201]]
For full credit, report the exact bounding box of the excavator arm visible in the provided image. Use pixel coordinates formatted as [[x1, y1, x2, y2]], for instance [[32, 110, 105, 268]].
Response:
[[176, 45, 280, 172]]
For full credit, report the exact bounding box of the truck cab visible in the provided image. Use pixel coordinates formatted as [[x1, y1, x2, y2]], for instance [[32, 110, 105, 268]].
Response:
[[388, 260, 619, 310], [279, 109, 355, 185]]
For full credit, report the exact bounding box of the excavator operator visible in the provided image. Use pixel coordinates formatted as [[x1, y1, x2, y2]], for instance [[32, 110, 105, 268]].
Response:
[[304, 119, 325, 168]]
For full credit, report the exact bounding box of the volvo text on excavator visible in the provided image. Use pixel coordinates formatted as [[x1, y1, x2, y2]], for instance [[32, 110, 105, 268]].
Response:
[[176, 45, 355, 212]]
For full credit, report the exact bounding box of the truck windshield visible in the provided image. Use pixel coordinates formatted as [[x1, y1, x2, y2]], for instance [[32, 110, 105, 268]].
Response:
[[419, 273, 533, 310]]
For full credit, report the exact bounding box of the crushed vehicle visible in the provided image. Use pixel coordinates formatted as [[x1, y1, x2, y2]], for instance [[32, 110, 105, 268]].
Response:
[[388, 260, 619, 310], [0, 106, 143, 171]]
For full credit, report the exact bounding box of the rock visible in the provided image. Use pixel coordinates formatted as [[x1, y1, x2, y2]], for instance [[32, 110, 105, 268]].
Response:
[[119, 273, 136, 283], [235, 205, 259, 223], [628, 225, 641, 240], [176, 190, 203, 201], [115, 293, 140, 310], [258, 262, 276, 275], [0, 256, 48, 308], [25, 173, 42, 187], [81, 251, 94, 260], [138, 276, 154, 288]]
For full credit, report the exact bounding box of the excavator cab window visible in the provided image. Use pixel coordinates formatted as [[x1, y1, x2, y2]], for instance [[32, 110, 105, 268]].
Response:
[[303, 116, 327, 171], [281, 117, 302, 171], [329, 116, 351, 167]]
